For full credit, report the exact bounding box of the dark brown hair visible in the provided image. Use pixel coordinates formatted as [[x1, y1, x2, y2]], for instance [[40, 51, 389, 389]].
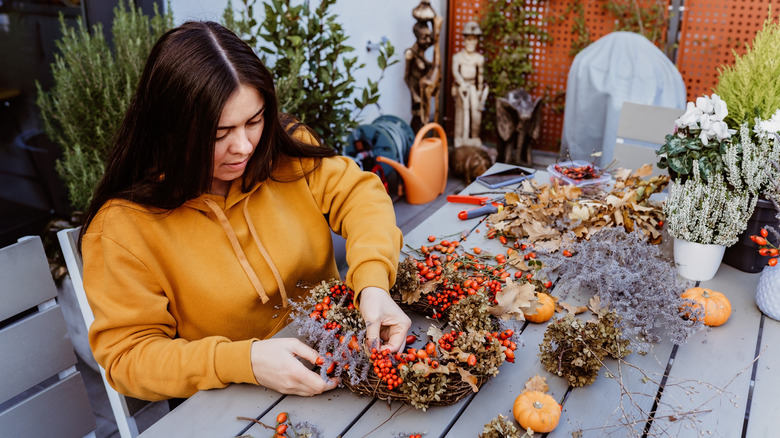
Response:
[[81, 21, 334, 239]]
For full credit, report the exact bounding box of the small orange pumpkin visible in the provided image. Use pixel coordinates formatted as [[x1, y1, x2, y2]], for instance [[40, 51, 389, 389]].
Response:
[[512, 390, 561, 432], [681, 287, 732, 327], [524, 293, 555, 323]]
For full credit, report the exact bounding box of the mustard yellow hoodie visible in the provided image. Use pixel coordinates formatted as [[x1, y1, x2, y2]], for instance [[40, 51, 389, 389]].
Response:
[[82, 153, 402, 401]]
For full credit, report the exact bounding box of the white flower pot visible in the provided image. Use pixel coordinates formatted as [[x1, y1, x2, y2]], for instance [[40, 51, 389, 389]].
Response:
[[673, 238, 726, 281], [756, 264, 780, 321]]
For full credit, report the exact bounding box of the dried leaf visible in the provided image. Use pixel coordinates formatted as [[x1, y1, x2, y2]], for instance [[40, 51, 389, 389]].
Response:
[[412, 360, 451, 377], [559, 301, 588, 315], [632, 164, 653, 178], [522, 221, 559, 242], [524, 375, 550, 393], [487, 279, 537, 320], [588, 295, 610, 318], [457, 367, 480, 392], [569, 203, 591, 221]]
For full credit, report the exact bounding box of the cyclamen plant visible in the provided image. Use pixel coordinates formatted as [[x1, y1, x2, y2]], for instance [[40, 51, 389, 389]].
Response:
[[657, 94, 736, 182]]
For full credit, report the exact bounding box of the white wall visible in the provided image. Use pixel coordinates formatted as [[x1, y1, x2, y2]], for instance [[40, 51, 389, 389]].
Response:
[[167, 0, 448, 127]]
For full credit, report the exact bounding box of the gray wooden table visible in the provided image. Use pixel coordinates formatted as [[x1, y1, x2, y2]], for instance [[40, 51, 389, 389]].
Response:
[[139, 165, 777, 438]]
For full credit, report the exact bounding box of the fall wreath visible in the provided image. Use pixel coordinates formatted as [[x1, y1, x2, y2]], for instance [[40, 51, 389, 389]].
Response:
[[292, 240, 551, 410]]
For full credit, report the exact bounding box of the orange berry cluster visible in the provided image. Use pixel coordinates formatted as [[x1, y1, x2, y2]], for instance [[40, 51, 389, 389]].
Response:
[[329, 283, 355, 299], [487, 329, 517, 363], [437, 329, 463, 351], [751, 230, 779, 266], [371, 348, 403, 390]]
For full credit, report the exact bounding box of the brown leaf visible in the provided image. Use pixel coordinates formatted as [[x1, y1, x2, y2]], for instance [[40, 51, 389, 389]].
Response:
[[487, 279, 537, 320], [524, 375, 550, 393], [588, 295, 610, 318], [411, 360, 451, 378], [457, 367, 480, 392], [559, 301, 588, 315], [522, 221, 559, 242], [633, 164, 653, 178], [401, 286, 422, 305]]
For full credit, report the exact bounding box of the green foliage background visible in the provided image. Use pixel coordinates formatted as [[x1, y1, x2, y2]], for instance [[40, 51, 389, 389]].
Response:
[[223, 0, 397, 154], [35, 1, 173, 211]]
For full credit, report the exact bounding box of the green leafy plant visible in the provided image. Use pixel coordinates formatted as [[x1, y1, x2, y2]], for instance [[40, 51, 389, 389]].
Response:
[[478, 0, 551, 135], [657, 94, 732, 182], [223, 0, 398, 154], [714, 10, 780, 129], [35, 1, 173, 211]]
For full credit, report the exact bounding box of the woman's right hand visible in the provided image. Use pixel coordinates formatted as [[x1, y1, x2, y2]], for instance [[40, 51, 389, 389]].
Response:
[[250, 338, 337, 396]]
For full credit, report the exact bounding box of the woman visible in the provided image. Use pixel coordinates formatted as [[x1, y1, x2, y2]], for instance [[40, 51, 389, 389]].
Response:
[[80, 21, 410, 401]]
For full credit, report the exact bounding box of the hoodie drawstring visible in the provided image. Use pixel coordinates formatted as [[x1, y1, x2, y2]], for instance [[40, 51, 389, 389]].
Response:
[[242, 197, 289, 307], [203, 198, 275, 304]]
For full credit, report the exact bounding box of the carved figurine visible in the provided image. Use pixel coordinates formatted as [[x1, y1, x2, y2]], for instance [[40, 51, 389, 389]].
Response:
[[496, 89, 543, 166], [451, 21, 489, 148], [405, 1, 442, 132]]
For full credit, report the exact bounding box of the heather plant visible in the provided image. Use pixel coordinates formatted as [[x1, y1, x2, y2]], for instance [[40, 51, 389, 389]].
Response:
[[539, 228, 703, 350], [664, 164, 755, 246], [723, 110, 780, 197], [35, 1, 173, 211]]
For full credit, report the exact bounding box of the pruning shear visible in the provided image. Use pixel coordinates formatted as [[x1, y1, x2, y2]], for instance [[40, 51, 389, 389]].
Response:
[[446, 195, 505, 220]]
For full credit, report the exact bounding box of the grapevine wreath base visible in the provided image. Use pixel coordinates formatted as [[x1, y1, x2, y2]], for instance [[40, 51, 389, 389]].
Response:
[[292, 240, 550, 410]]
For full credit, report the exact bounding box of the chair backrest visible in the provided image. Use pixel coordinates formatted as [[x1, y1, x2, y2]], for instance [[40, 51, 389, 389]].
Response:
[[0, 236, 96, 438], [613, 101, 684, 177], [58, 227, 150, 438]]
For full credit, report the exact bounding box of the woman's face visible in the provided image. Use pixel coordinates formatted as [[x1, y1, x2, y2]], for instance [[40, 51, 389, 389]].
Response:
[[211, 84, 265, 197]]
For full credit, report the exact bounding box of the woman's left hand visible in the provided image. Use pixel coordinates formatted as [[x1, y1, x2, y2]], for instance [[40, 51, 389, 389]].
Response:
[[358, 286, 412, 353]]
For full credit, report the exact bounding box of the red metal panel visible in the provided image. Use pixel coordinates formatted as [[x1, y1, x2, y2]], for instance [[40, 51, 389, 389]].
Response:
[[444, 0, 774, 152], [676, 0, 780, 101]]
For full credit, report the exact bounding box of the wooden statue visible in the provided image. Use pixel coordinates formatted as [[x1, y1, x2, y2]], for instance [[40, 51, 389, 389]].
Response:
[[496, 89, 543, 166], [405, 1, 442, 132], [451, 21, 488, 148]]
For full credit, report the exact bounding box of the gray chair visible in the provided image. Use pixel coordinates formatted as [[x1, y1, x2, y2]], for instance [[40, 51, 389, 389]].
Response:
[[613, 101, 685, 177], [0, 236, 96, 438], [58, 227, 154, 438]]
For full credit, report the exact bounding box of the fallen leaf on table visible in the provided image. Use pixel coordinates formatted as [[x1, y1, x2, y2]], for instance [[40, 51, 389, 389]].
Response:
[[524, 375, 550, 393], [559, 301, 588, 315], [488, 279, 537, 320]]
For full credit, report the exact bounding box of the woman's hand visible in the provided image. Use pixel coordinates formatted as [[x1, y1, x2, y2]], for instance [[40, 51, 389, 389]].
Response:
[[358, 286, 412, 353], [250, 338, 337, 396]]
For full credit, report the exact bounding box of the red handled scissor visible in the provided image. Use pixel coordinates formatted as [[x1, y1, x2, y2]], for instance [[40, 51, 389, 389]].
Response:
[[446, 195, 505, 220]]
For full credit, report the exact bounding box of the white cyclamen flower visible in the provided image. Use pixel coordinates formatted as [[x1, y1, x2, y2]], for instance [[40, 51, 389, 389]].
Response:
[[676, 101, 702, 130], [710, 94, 729, 122]]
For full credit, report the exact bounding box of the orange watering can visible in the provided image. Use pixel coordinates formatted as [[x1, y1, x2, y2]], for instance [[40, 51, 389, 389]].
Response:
[[377, 122, 448, 204]]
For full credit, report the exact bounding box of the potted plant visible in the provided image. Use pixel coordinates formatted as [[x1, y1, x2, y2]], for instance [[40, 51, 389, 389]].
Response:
[[663, 161, 755, 281], [712, 11, 780, 272], [35, 0, 174, 370], [656, 93, 733, 183]]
